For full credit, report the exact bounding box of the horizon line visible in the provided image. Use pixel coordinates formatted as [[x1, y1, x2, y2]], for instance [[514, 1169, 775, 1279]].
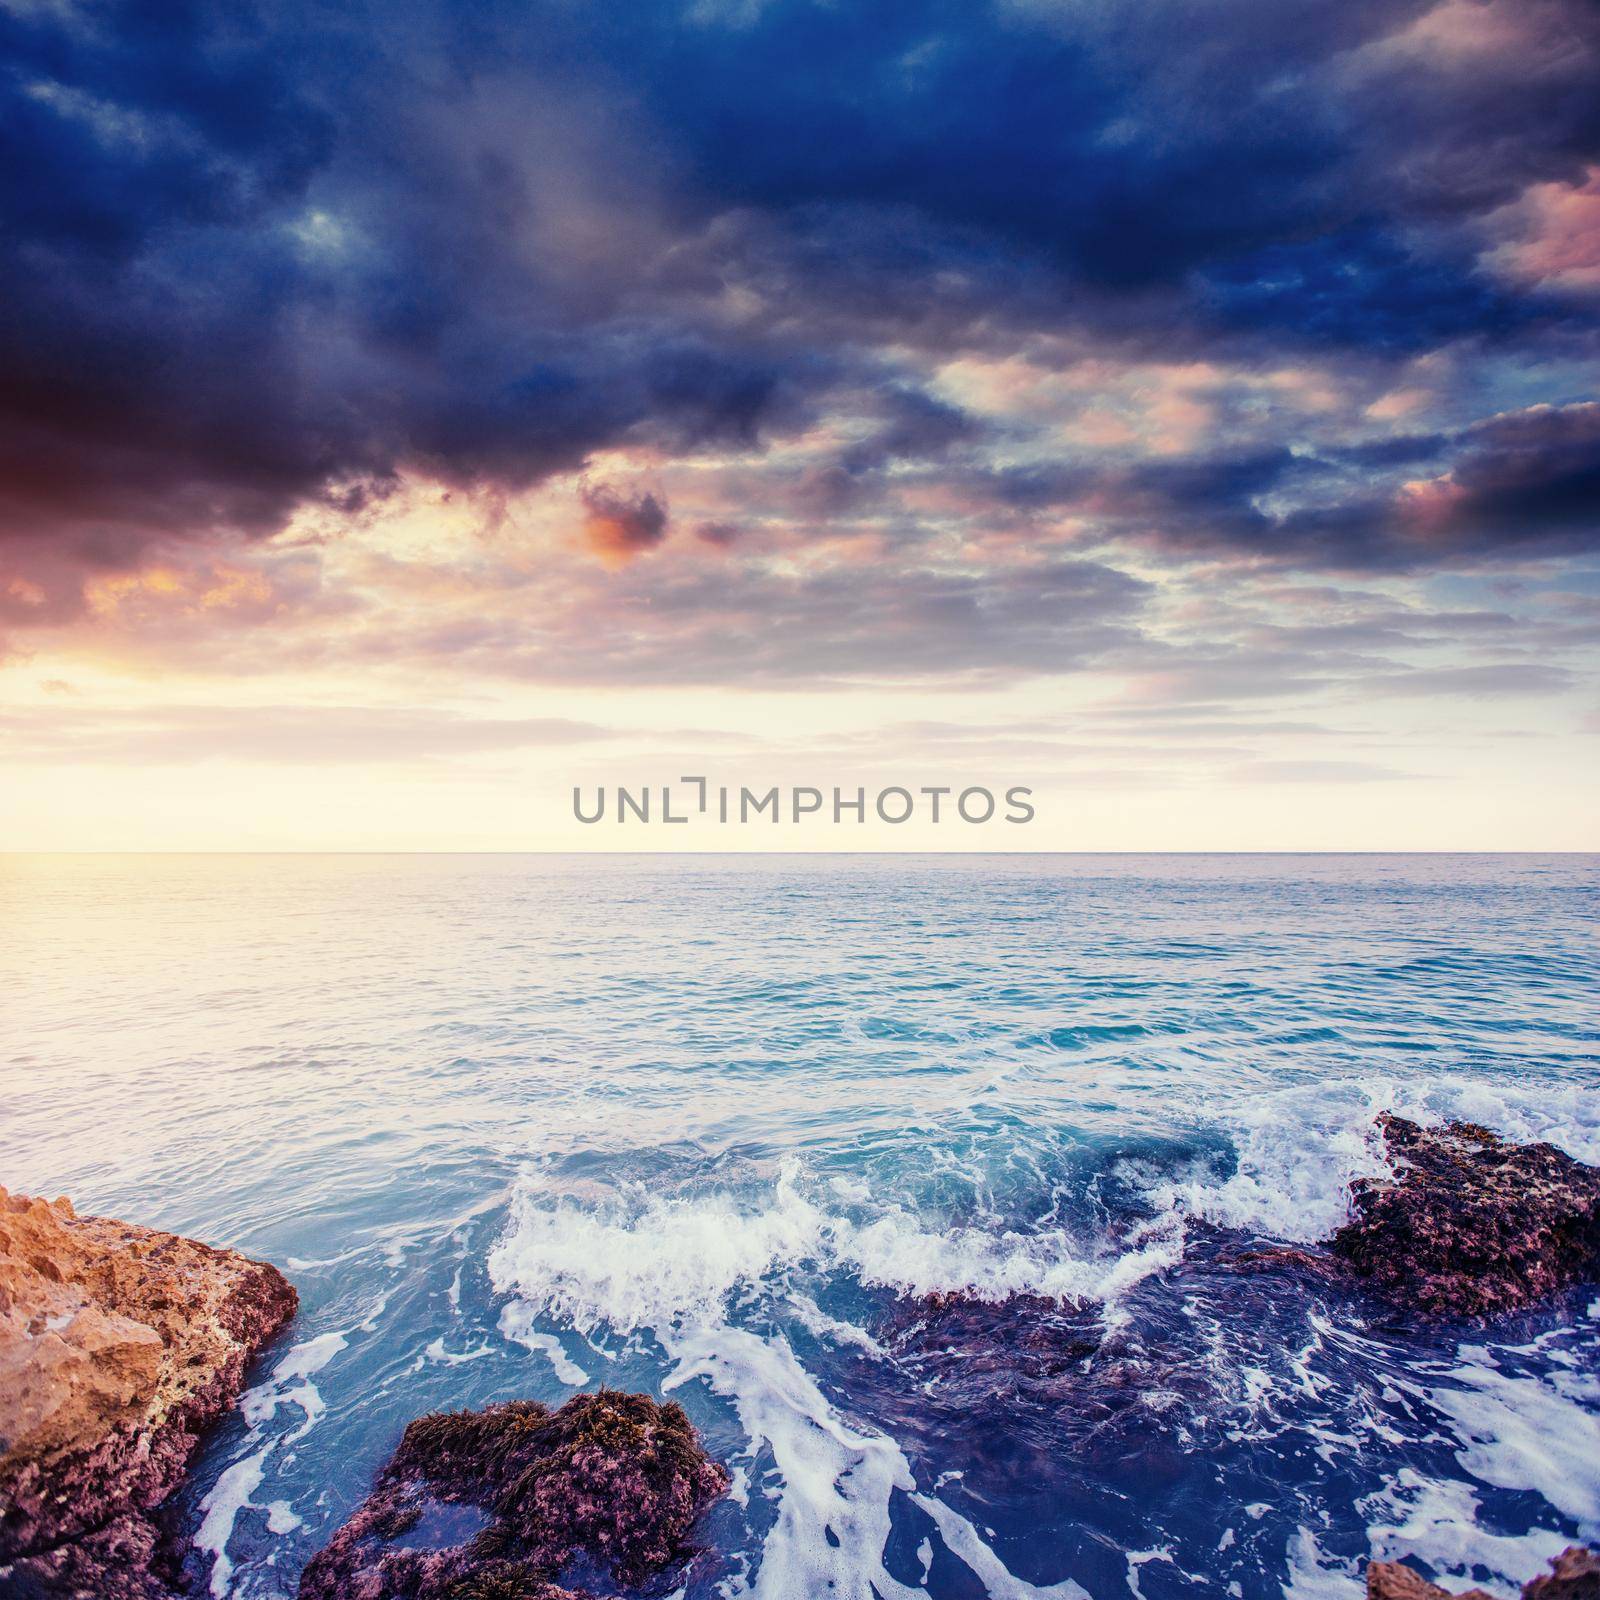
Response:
[[3, 849, 1596, 859]]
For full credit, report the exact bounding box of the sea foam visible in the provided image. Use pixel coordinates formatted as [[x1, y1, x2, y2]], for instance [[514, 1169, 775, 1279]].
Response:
[[486, 1159, 1114, 1599]]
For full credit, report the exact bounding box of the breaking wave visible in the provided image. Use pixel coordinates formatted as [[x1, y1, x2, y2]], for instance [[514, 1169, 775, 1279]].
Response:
[[486, 1071, 1600, 1600]]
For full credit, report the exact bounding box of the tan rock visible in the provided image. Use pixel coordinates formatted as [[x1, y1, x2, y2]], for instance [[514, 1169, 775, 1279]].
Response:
[[1369, 1549, 1600, 1600], [0, 1187, 297, 1596], [1367, 1559, 1495, 1600]]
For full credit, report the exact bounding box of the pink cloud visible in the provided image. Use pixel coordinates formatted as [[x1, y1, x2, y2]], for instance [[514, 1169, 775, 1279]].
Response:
[[1485, 166, 1600, 294]]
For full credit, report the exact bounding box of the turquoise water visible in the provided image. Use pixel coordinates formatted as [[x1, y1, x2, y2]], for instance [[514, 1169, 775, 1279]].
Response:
[[3, 854, 1598, 1600]]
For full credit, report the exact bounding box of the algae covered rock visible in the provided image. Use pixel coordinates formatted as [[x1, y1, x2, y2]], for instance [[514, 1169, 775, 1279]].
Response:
[[297, 1389, 729, 1600], [1328, 1114, 1600, 1319]]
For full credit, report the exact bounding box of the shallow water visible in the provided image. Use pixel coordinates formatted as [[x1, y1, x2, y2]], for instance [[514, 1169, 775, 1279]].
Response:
[[3, 853, 1598, 1600]]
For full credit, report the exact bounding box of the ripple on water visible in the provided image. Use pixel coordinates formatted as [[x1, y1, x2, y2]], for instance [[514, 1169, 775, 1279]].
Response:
[[0, 853, 1595, 1599]]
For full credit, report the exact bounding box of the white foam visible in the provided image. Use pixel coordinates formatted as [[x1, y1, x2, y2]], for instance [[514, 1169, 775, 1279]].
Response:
[[663, 1323, 1085, 1600], [1144, 1074, 1600, 1246], [423, 1335, 497, 1366], [1282, 1527, 1361, 1600], [197, 1328, 348, 1595], [1124, 1548, 1174, 1600], [1361, 1470, 1570, 1599], [1411, 1346, 1600, 1530], [488, 1157, 1181, 1335], [668, 1323, 922, 1600], [268, 1330, 347, 1383], [265, 1500, 302, 1535], [787, 1292, 889, 1359], [1422, 1082, 1600, 1166], [1144, 1081, 1397, 1243], [912, 1492, 1088, 1599], [498, 1301, 591, 1384], [487, 1162, 828, 1334], [195, 1447, 267, 1599], [491, 1161, 1101, 1600], [837, 1206, 1183, 1306]]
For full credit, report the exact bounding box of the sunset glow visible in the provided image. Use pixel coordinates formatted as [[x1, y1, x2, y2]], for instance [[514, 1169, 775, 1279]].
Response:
[[2, 0, 1596, 848]]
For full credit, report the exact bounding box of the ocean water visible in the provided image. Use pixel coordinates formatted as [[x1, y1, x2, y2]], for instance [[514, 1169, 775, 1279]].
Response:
[[3, 853, 1598, 1600]]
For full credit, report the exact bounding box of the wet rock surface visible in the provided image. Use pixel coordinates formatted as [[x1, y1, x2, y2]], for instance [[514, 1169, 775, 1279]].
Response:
[[296, 1390, 729, 1600], [1328, 1114, 1600, 1319], [887, 1290, 1104, 1384], [0, 1188, 297, 1598], [876, 1286, 1209, 1440], [1368, 1546, 1599, 1600], [1525, 1547, 1600, 1600]]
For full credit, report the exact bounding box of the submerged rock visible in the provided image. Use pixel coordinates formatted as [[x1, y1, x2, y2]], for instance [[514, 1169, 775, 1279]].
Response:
[[883, 1290, 1106, 1411], [0, 1188, 297, 1597], [1368, 1546, 1599, 1600], [1328, 1114, 1600, 1318], [297, 1390, 729, 1600]]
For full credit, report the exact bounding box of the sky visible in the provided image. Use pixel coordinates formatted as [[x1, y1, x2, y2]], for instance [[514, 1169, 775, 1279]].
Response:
[[1, 0, 1597, 850]]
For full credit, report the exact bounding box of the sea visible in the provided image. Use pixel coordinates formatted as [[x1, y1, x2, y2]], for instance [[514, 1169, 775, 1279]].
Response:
[[3, 853, 1597, 1600]]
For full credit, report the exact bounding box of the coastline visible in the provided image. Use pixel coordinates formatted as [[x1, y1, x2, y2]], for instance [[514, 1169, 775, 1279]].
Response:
[[4, 854, 1597, 1599], [5, 1111, 1598, 1598]]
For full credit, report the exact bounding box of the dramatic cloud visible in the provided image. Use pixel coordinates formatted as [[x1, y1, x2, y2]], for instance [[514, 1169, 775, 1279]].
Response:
[[919, 395, 1600, 573], [0, 0, 1596, 695]]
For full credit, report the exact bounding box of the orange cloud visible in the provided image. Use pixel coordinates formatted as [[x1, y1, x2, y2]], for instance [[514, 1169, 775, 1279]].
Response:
[[580, 482, 671, 568]]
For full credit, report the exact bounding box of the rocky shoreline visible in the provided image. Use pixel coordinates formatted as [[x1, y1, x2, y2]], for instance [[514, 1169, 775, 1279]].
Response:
[[3, 1112, 1597, 1598]]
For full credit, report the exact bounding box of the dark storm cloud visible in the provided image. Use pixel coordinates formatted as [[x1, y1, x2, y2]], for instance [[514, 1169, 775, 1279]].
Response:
[[1443, 403, 1600, 542], [965, 402, 1600, 570], [2, 0, 1598, 620], [1196, 226, 1540, 352], [838, 386, 982, 473], [0, 0, 808, 610], [1244, 402, 1600, 567]]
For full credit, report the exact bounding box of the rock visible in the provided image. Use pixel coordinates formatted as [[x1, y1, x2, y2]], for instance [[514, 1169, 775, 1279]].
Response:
[[297, 1390, 728, 1600], [884, 1290, 1104, 1400], [1525, 1547, 1600, 1600], [1328, 1114, 1600, 1318], [0, 1188, 297, 1597], [1211, 1240, 1348, 1282], [1367, 1557, 1495, 1600], [1368, 1548, 1599, 1600], [0, 1514, 178, 1600]]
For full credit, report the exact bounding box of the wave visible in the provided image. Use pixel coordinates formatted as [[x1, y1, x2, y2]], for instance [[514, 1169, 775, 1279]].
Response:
[[487, 1161, 1114, 1599], [486, 1156, 1183, 1333], [484, 1073, 1600, 1600], [1142, 1073, 1600, 1244]]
